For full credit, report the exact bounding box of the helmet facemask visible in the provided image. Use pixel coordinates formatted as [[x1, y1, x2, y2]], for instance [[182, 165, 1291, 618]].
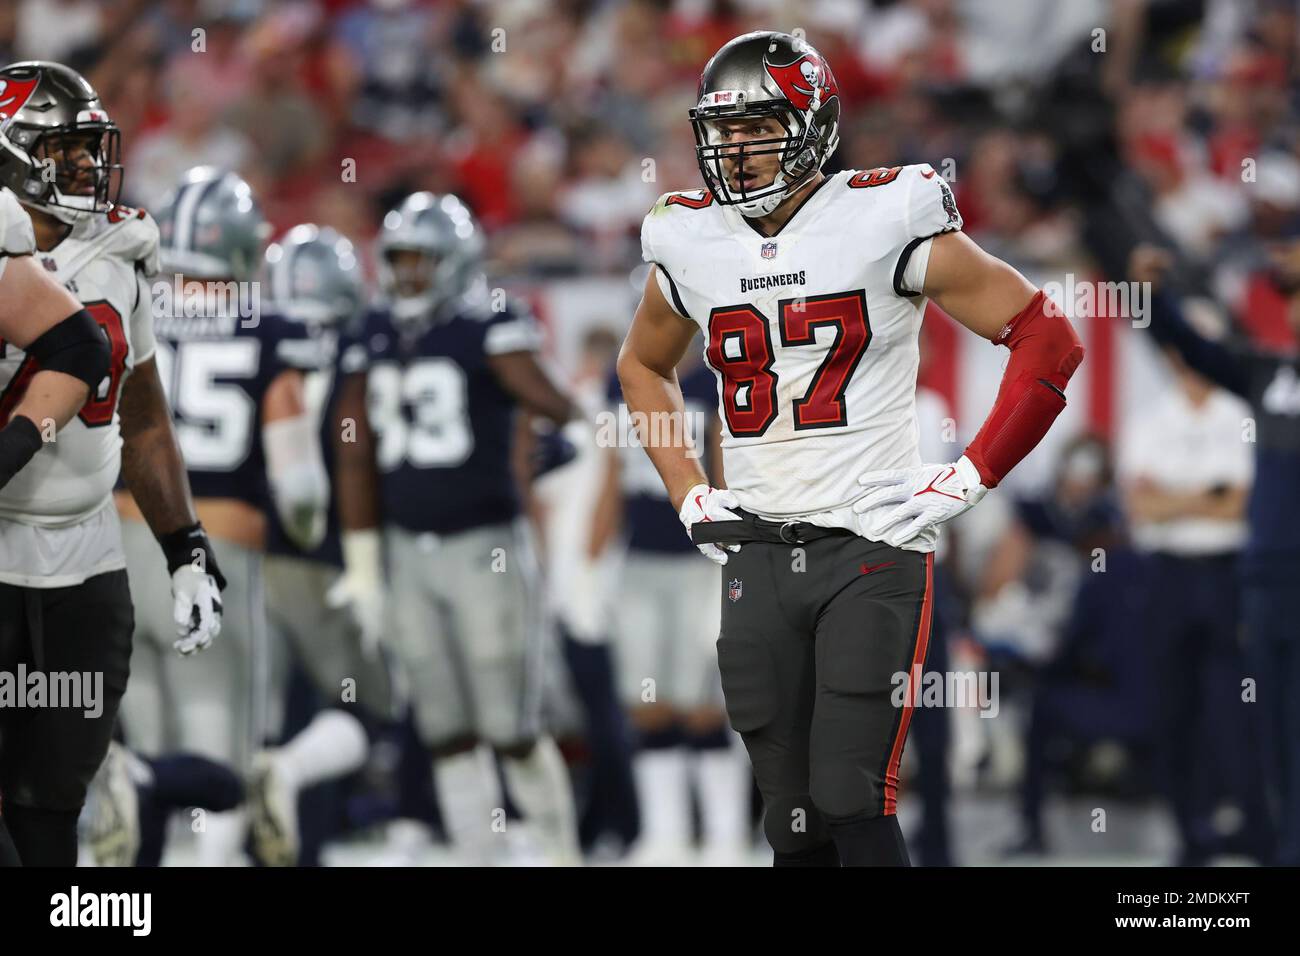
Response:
[[691, 95, 834, 218], [12, 116, 122, 224], [379, 246, 455, 324]]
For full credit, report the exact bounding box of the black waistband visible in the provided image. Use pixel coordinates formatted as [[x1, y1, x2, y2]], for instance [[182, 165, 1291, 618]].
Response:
[[689, 509, 856, 546]]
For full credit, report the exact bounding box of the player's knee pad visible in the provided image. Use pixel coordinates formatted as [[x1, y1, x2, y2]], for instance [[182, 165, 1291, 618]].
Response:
[[3, 803, 80, 867], [809, 763, 880, 821], [761, 793, 831, 856]]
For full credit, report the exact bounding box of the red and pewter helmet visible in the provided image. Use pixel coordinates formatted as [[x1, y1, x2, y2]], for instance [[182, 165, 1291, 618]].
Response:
[[0, 61, 123, 223], [689, 31, 841, 218]]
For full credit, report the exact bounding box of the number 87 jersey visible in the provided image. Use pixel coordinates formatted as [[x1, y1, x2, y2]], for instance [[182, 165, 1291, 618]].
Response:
[[641, 164, 963, 532]]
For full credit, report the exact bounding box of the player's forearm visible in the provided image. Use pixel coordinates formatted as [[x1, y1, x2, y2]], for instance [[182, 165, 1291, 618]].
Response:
[[118, 365, 198, 536], [10, 370, 90, 433], [120, 424, 198, 535], [333, 381, 381, 531], [488, 351, 577, 425], [616, 351, 708, 510], [962, 291, 1085, 488]]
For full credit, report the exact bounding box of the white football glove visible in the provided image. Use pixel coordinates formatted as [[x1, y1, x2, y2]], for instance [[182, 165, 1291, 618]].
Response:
[[327, 529, 386, 657], [853, 455, 988, 549], [679, 483, 743, 566], [171, 565, 223, 656]]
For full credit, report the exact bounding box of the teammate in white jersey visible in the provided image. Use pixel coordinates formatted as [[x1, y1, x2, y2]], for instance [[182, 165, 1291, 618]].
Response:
[[0, 61, 224, 867], [618, 32, 1085, 866], [0, 125, 111, 494]]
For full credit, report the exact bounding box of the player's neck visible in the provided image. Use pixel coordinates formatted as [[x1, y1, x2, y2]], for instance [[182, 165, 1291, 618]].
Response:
[[26, 206, 72, 251], [749, 172, 826, 237]]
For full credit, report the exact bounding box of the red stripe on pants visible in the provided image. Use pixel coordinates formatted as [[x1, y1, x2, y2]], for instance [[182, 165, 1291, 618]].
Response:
[[882, 552, 934, 815]]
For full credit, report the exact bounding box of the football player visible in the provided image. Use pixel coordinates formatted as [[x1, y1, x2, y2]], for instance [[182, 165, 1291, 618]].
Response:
[[618, 32, 1084, 866], [0, 62, 224, 867], [0, 124, 110, 491], [598, 346, 751, 865], [249, 224, 396, 867], [114, 167, 327, 866], [334, 192, 581, 865]]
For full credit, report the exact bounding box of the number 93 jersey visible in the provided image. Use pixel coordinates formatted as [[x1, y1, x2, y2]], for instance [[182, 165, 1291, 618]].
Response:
[[641, 164, 962, 531], [339, 300, 543, 535], [0, 201, 159, 526]]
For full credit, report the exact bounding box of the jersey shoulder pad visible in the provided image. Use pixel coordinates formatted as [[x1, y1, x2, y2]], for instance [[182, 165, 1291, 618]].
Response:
[[479, 296, 541, 355], [100, 205, 161, 273], [641, 189, 716, 263], [262, 310, 325, 371], [0, 188, 36, 258], [841, 164, 962, 240]]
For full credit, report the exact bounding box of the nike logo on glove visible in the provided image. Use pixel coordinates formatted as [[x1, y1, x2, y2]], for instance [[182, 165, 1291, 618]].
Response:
[[914, 466, 963, 501]]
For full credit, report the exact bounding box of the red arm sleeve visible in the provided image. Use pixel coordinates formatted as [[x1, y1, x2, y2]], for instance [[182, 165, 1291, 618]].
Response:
[[962, 291, 1085, 488]]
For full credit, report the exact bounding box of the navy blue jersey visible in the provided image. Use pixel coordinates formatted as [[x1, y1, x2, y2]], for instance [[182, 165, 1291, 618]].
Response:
[[339, 302, 541, 535], [153, 308, 316, 506], [612, 360, 719, 554], [265, 326, 344, 566]]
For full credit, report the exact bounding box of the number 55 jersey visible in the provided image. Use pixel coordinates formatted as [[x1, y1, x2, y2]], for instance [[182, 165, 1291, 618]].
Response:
[[641, 164, 962, 548]]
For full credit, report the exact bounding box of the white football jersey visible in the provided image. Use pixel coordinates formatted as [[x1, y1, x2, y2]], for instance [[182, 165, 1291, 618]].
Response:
[[0, 188, 36, 276], [641, 164, 962, 550], [0, 203, 160, 586]]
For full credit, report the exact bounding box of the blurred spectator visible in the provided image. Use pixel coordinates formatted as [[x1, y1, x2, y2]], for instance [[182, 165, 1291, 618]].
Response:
[[1131, 242, 1300, 865], [125, 59, 254, 210], [16, 0, 103, 62], [1118, 344, 1270, 863]]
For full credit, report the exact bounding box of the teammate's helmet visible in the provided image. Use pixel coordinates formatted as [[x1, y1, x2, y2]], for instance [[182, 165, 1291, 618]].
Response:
[[154, 167, 271, 282], [264, 224, 364, 326], [377, 192, 485, 324], [0, 61, 122, 222], [689, 31, 841, 218]]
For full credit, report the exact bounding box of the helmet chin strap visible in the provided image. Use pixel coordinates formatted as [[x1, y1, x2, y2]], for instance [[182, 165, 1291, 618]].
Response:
[[737, 170, 788, 218]]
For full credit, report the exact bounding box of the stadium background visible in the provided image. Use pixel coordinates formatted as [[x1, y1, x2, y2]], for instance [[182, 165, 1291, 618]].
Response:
[[7, 0, 1291, 865]]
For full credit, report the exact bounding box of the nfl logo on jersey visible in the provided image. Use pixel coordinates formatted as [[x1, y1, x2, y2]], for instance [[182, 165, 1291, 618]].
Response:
[[760, 241, 778, 260], [728, 578, 743, 602]]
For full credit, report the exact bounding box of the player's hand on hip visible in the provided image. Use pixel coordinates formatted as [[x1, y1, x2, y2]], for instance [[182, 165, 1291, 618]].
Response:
[[679, 483, 743, 566], [171, 565, 223, 656], [853, 455, 987, 548]]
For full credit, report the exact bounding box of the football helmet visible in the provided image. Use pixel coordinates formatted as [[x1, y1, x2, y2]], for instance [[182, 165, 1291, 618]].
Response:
[[689, 32, 841, 218], [264, 224, 363, 326], [154, 167, 271, 282], [0, 61, 122, 222], [377, 192, 485, 324]]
